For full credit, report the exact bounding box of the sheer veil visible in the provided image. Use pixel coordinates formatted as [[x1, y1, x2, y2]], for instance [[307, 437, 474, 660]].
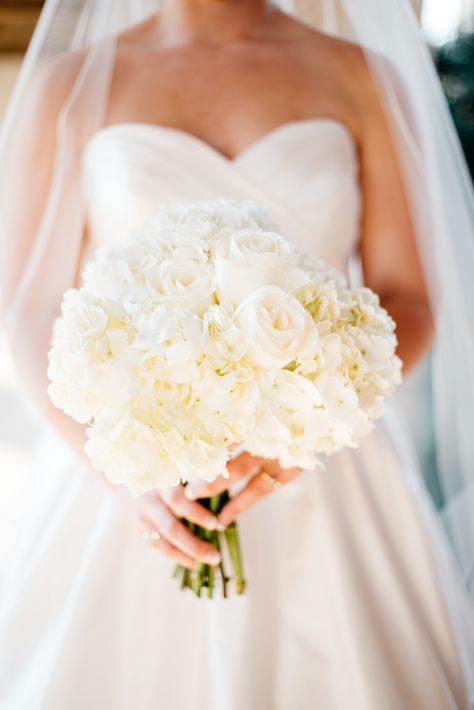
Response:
[[1, 0, 474, 694]]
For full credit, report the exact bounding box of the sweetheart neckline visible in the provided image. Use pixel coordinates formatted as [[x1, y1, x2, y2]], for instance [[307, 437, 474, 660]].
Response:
[[82, 117, 357, 166]]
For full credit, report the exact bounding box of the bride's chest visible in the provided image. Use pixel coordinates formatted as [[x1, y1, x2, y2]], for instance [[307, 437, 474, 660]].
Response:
[[80, 119, 362, 272]]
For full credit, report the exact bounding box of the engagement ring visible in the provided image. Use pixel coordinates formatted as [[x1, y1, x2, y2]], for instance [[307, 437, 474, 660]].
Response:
[[259, 470, 283, 491], [142, 529, 161, 546]]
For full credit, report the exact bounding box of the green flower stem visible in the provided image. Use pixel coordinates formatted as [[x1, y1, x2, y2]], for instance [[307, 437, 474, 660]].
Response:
[[192, 562, 206, 597], [224, 522, 246, 595], [173, 491, 245, 598], [207, 562, 215, 598], [181, 567, 190, 591]]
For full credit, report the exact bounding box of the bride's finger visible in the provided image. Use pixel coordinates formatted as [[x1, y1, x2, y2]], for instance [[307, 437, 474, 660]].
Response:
[[218, 467, 301, 527], [159, 487, 224, 531], [185, 452, 263, 500], [144, 497, 221, 566], [138, 518, 196, 570]]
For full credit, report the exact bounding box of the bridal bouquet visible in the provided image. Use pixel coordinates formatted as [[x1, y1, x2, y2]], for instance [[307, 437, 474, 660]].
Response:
[[48, 199, 402, 597]]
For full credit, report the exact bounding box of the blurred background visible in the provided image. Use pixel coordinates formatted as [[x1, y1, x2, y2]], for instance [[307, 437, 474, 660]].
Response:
[[0, 0, 473, 583]]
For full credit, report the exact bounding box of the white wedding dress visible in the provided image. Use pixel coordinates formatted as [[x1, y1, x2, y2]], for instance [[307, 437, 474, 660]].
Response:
[[0, 119, 471, 710]]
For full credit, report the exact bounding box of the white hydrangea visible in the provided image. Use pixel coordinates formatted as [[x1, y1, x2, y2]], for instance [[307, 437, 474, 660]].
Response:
[[48, 199, 402, 496]]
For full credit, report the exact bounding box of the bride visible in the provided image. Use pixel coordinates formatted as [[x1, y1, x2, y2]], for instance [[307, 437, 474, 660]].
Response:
[[0, 1, 473, 708]]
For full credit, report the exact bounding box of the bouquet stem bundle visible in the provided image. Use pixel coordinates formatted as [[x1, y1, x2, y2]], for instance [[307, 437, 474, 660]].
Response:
[[174, 492, 245, 598]]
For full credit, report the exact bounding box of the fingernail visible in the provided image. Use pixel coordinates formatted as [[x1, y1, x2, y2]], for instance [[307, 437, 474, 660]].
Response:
[[208, 519, 226, 532], [207, 551, 221, 566], [184, 485, 198, 500]]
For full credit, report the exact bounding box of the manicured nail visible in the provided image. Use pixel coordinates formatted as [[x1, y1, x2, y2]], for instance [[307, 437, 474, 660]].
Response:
[[184, 484, 200, 500], [207, 551, 221, 566], [205, 517, 220, 531]]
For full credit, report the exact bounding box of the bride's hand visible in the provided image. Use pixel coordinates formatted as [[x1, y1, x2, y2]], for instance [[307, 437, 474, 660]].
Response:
[[136, 486, 223, 570], [184, 453, 301, 527]]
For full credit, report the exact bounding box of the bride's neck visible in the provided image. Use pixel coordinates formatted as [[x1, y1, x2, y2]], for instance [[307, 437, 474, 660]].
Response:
[[159, 0, 272, 45]]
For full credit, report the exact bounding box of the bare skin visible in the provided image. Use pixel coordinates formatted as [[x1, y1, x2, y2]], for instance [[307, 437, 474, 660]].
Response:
[[6, 0, 434, 569]]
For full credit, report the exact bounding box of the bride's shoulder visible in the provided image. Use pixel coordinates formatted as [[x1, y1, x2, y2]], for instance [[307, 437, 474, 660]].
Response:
[[277, 14, 408, 149], [15, 47, 88, 139], [275, 11, 364, 59], [27, 11, 155, 104], [286, 15, 403, 127], [293, 23, 376, 91], [274, 15, 368, 97]]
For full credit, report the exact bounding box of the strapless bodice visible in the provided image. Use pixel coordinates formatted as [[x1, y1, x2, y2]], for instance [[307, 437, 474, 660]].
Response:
[[80, 119, 362, 273]]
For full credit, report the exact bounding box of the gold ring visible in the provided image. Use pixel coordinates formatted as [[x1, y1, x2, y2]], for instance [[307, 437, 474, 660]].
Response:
[[142, 529, 161, 546], [259, 470, 283, 491]]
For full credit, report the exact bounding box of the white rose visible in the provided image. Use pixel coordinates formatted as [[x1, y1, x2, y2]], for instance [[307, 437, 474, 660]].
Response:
[[167, 234, 209, 262], [235, 286, 319, 370], [157, 256, 215, 315], [213, 228, 299, 306]]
